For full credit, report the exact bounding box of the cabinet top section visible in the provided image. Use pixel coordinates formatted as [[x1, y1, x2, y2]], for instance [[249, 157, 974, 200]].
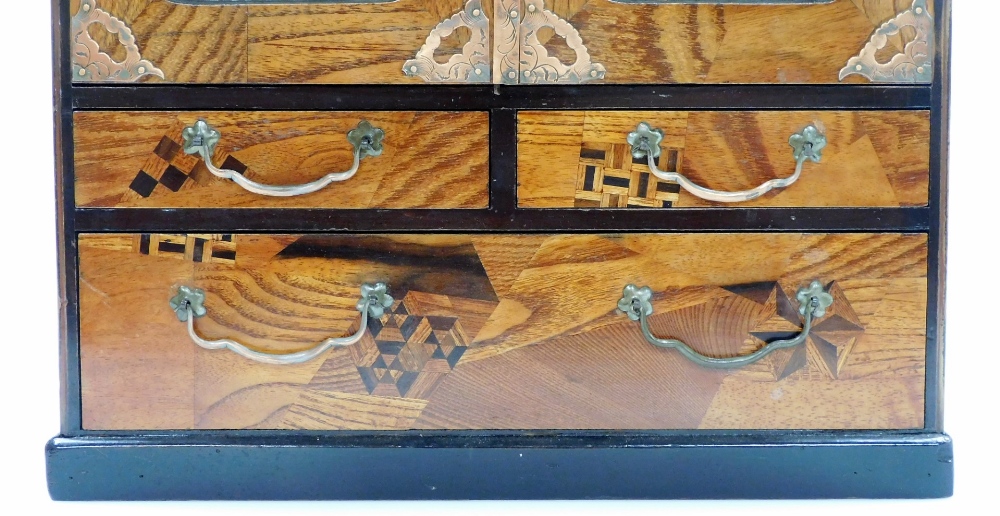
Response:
[[68, 0, 941, 86]]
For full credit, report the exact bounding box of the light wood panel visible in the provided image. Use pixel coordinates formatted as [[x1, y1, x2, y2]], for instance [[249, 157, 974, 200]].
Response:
[[80, 233, 927, 430], [72, 0, 488, 84], [71, 0, 249, 83], [517, 110, 930, 208], [533, 0, 933, 84], [247, 0, 487, 84], [74, 111, 490, 209]]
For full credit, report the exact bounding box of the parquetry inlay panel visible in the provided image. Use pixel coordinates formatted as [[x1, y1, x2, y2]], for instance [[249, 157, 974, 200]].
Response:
[[574, 142, 681, 208]]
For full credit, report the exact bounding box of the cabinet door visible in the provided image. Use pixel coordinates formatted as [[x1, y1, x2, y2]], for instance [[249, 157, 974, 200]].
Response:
[[498, 0, 934, 84], [71, 0, 493, 84]]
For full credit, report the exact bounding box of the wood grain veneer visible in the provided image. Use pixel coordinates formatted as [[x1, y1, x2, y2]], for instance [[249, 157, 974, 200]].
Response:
[[517, 110, 930, 208], [79, 232, 927, 431], [74, 111, 490, 209], [72, 0, 930, 84], [528, 0, 933, 84]]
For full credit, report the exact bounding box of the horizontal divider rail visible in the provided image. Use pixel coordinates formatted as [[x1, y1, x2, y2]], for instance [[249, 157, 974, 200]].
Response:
[[71, 84, 933, 112]]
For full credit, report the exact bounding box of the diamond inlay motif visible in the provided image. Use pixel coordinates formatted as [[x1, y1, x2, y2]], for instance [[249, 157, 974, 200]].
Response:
[[350, 293, 473, 399], [725, 281, 865, 380]]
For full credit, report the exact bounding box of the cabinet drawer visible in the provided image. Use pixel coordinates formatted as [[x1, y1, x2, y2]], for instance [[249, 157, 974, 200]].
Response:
[[74, 111, 490, 209], [518, 110, 930, 208], [71, 0, 493, 84], [79, 232, 927, 431], [507, 0, 934, 84]]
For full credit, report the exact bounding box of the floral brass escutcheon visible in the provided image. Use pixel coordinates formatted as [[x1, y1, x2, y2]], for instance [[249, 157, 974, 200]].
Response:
[[358, 282, 394, 319], [618, 284, 654, 322], [796, 280, 834, 318], [72, 0, 165, 82], [181, 120, 222, 160], [346, 121, 386, 160], [169, 286, 207, 322], [627, 122, 665, 160], [789, 125, 827, 164]]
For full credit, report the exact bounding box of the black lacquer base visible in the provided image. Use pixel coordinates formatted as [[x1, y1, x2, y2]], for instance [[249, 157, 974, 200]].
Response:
[[46, 432, 953, 500]]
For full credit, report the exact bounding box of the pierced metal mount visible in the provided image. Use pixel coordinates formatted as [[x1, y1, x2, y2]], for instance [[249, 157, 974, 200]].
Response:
[[839, 0, 933, 83], [519, 0, 606, 84], [181, 119, 384, 197], [169, 282, 394, 365], [403, 0, 491, 83], [628, 122, 826, 203], [618, 281, 834, 369], [72, 0, 165, 82]]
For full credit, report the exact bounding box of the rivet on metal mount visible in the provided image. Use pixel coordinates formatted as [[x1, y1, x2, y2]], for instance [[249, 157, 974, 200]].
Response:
[[71, 0, 165, 82], [404, 0, 491, 83], [181, 119, 384, 197], [618, 281, 834, 369], [628, 122, 826, 203], [519, 0, 606, 84], [170, 282, 394, 365], [839, 0, 933, 83]]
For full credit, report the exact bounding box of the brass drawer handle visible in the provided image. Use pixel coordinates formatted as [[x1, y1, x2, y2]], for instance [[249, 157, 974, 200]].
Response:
[[181, 120, 384, 197], [618, 281, 833, 369], [168, 282, 393, 365], [627, 123, 826, 203]]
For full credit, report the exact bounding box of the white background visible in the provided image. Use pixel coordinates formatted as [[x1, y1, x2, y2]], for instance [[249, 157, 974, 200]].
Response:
[[0, 1, 995, 513]]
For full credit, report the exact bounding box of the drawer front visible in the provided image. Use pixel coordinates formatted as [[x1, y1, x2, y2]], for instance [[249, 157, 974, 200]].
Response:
[[518, 110, 930, 208], [80, 233, 927, 431], [506, 0, 934, 84], [74, 111, 490, 209], [71, 0, 492, 84]]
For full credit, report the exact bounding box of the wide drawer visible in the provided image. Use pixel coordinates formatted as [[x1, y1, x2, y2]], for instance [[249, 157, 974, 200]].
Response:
[[79, 232, 928, 431], [518, 110, 930, 208], [74, 111, 490, 209]]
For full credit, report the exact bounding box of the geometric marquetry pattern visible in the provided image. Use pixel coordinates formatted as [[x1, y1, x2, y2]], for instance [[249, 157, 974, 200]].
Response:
[[133, 233, 237, 265], [122, 131, 249, 201], [724, 281, 865, 381], [574, 142, 682, 208], [350, 292, 471, 399]]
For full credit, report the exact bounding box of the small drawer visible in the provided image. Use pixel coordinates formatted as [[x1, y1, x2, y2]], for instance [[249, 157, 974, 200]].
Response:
[[74, 111, 490, 209], [79, 232, 927, 431], [517, 110, 930, 208], [70, 0, 493, 84], [503, 0, 934, 84]]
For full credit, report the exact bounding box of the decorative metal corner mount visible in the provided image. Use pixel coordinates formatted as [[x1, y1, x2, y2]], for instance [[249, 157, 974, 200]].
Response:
[[839, 0, 933, 83], [403, 0, 491, 83], [71, 0, 165, 82], [519, 0, 606, 84]]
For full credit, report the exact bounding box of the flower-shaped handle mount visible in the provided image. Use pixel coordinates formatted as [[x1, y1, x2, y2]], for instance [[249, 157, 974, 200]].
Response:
[[168, 282, 393, 365], [180, 119, 384, 197], [627, 122, 827, 203], [618, 281, 834, 369]]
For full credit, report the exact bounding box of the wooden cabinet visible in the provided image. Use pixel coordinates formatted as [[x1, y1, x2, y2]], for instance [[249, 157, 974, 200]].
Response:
[[49, 0, 953, 501]]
